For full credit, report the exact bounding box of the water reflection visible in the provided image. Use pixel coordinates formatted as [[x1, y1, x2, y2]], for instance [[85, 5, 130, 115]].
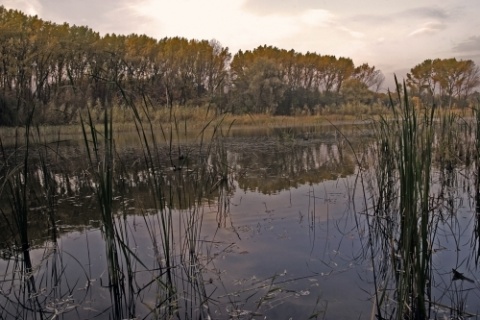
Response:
[[0, 125, 367, 319], [6, 121, 479, 319], [360, 117, 480, 319], [0, 129, 357, 215]]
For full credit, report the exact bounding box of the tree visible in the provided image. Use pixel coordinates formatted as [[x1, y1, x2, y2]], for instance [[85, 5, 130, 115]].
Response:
[[340, 78, 374, 104], [406, 59, 437, 100], [407, 58, 480, 107], [229, 58, 285, 114], [0, 5, 390, 123], [353, 63, 385, 92]]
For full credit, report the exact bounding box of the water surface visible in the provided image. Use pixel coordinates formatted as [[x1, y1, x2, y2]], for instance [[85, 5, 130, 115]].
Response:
[[0, 124, 478, 319]]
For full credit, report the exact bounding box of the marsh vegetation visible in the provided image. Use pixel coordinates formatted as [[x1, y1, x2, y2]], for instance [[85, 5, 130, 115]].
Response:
[[2, 81, 480, 319]]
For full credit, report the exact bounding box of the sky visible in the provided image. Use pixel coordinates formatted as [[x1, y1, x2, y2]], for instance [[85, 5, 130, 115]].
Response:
[[1, 0, 480, 90]]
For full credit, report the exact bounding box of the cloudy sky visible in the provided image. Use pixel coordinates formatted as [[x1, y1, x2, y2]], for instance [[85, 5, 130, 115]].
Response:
[[1, 0, 479, 89]]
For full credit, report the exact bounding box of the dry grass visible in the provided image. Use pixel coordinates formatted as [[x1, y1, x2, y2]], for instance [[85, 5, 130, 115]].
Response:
[[1, 102, 474, 145]]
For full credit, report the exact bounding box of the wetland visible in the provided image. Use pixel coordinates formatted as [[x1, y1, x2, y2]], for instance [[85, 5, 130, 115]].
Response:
[[1, 107, 480, 319]]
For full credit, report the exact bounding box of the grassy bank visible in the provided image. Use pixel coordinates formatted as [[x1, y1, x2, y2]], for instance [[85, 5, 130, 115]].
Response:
[[0, 108, 349, 147], [0, 102, 473, 148]]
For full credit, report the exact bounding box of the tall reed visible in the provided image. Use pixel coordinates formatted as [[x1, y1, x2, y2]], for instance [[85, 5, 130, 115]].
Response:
[[118, 88, 230, 318], [366, 77, 438, 319], [81, 106, 139, 318], [0, 107, 49, 318], [473, 102, 480, 265]]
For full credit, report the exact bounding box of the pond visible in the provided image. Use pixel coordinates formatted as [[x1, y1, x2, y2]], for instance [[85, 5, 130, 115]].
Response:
[[0, 120, 479, 319]]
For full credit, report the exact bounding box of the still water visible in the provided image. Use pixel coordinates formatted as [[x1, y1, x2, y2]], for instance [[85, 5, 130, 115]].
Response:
[[0, 124, 479, 319]]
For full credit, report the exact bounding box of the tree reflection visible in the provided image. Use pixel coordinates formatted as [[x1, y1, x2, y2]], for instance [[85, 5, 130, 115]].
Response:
[[0, 129, 359, 246]]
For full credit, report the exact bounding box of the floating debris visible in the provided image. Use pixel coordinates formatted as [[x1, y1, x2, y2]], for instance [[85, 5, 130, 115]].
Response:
[[452, 269, 474, 283]]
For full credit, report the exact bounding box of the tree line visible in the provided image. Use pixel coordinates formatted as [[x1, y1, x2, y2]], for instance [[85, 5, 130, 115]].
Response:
[[0, 6, 478, 126]]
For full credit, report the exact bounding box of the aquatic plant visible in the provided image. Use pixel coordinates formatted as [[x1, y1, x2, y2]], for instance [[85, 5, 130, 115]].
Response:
[[472, 101, 480, 266], [81, 105, 139, 318], [0, 110, 46, 318], [364, 77, 439, 319], [0, 107, 90, 319]]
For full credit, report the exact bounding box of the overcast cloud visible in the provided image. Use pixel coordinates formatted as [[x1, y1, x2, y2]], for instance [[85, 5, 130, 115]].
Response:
[[1, 0, 479, 90]]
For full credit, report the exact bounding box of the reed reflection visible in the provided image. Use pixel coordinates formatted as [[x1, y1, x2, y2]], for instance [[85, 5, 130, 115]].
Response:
[[0, 121, 377, 319], [360, 86, 480, 320]]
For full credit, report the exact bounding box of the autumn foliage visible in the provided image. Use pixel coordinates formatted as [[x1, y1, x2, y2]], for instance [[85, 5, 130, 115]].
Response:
[[0, 6, 478, 126]]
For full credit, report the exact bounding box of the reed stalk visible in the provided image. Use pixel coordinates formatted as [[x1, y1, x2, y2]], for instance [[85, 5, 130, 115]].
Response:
[[81, 106, 137, 319], [0, 106, 49, 318], [473, 102, 480, 265], [366, 77, 438, 319], [121, 85, 242, 318]]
